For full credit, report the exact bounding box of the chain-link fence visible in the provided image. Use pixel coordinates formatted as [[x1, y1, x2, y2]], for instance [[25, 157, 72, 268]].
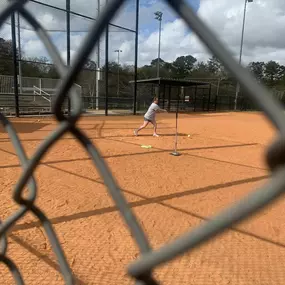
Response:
[[1, 0, 285, 284], [0, 0, 138, 116]]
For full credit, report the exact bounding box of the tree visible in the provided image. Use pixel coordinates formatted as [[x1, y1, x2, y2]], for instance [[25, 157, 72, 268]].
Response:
[[21, 56, 50, 77], [248, 61, 265, 82], [101, 61, 136, 96], [46, 65, 59, 79], [264, 61, 285, 87], [0, 37, 14, 75], [191, 61, 212, 78], [207, 55, 224, 75], [137, 65, 156, 79], [163, 62, 174, 73], [172, 55, 197, 77], [150, 57, 165, 67], [84, 59, 96, 70], [138, 61, 173, 79]]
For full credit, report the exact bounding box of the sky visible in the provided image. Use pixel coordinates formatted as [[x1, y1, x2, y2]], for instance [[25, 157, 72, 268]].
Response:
[[0, 0, 285, 68]]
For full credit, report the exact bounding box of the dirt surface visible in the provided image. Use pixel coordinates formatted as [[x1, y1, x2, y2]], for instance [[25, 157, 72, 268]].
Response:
[[0, 111, 285, 284]]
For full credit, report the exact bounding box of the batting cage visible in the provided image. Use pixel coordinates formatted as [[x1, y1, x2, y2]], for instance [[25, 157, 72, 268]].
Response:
[[132, 77, 213, 113]]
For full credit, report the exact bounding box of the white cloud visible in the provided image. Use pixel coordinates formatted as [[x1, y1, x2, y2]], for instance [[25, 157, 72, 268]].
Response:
[[24, 39, 45, 57], [138, 0, 285, 66]]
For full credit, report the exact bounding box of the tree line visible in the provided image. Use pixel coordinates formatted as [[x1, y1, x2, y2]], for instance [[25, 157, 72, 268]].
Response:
[[137, 55, 285, 90], [0, 37, 96, 78], [1, 37, 285, 92]]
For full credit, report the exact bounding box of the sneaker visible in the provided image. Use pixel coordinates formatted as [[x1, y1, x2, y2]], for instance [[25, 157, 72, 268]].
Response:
[[153, 134, 159, 137], [134, 130, 138, 136]]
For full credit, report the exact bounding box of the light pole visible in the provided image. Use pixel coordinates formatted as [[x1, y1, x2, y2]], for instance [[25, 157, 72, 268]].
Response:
[[154, 11, 162, 78], [234, 0, 253, 110], [114, 49, 122, 95]]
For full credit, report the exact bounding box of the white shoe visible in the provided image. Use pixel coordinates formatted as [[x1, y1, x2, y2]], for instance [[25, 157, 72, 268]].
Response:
[[134, 130, 138, 136], [153, 134, 159, 137]]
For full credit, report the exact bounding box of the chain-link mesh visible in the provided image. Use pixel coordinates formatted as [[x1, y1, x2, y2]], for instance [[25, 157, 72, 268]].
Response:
[[1, 0, 285, 284]]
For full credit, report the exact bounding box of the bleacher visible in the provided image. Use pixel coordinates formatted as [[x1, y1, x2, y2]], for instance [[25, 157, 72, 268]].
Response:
[[0, 75, 81, 115]]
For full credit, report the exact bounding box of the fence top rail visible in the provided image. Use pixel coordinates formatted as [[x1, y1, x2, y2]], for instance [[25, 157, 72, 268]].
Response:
[[0, 74, 61, 81], [130, 77, 210, 87]]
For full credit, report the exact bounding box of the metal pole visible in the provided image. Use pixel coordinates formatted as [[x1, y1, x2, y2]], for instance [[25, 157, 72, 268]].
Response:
[[168, 85, 171, 111], [105, 24, 109, 116], [117, 51, 120, 95], [95, 68, 99, 110], [162, 84, 165, 109], [216, 77, 221, 97], [170, 95, 181, 156], [104, 0, 109, 116], [157, 19, 161, 77], [66, 0, 71, 114], [17, 12, 22, 94], [174, 108, 178, 152], [194, 84, 197, 112], [154, 11, 162, 78], [158, 80, 160, 102], [97, 0, 100, 69], [215, 81, 219, 111], [133, 0, 139, 115], [114, 49, 122, 96], [11, 12, 19, 117], [96, 0, 100, 111], [207, 84, 212, 112], [235, 0, 252, 110]]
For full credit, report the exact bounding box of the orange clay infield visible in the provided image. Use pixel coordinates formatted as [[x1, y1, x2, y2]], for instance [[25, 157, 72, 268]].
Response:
[[0, 111, 285, 284]]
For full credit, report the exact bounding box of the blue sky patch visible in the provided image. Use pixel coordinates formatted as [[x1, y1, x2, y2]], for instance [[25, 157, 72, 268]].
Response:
[[138, 0, 200, 36]]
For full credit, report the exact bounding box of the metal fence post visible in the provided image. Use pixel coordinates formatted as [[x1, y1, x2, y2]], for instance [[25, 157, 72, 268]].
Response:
[[168, 85, 171, 111], [194, 84, 197, 112], [96, 0, 101, 111], [133, 0, 139, 115], [66, 0, 71, 114], [207, 84, 211, 111], [214, 91, 218, 111], [162, 84, 165, 109], [105, 24, 109, 116], [11, 12, 19, 117], [17, 12, 22, 95]]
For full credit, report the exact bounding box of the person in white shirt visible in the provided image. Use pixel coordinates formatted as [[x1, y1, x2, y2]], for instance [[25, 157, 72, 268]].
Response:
[[134, 97, 167, 137]]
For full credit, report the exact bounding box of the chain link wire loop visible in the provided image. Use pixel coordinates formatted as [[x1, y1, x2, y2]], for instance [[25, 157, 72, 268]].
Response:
[[1, 0, 285, 284]]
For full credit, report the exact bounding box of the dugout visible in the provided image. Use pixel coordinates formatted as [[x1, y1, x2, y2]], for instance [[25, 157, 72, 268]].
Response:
[[130, 77, 213, 113]]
